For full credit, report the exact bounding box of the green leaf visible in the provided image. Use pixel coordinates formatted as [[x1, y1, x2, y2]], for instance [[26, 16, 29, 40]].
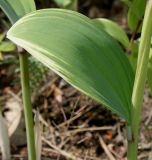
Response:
[[0, 33, 16, 52], [54, 0, 73, 7], [0, 33, 5, 42], [0, 0, 36, 24], [53, 0, 77, 10], [127, 0, 146, 32], [0, 0, 18, 24], [6, 0, 36, 17], [0, 52, 3, 60], [128, 40, 139, 72], [147, 45, 152, 95], [7, 9, 134, 123], [93, 18, 130, 48], [0, 41, 16, 52], [121, 0, 132, 8]]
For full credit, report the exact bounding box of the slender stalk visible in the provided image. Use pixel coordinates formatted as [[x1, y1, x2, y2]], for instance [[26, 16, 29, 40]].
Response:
[[0, 1, 36, 159], [19, 52, 36, 160], [127, 1, 152, 160]]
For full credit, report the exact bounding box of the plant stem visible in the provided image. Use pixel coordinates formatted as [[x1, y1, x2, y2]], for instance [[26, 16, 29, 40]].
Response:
[[127, 1, 152, 160], [19, 52, 36, 160], [1, 1, 36, 159]]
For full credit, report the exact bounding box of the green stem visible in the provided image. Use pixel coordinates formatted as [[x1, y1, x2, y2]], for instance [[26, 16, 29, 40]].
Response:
[[19, 52, 36, 160], [0, 1, 36, 159], [127, 1, 152, 160]]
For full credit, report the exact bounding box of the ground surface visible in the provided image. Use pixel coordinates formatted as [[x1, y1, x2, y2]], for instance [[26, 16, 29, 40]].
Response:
[[0, 0, 152, 160]]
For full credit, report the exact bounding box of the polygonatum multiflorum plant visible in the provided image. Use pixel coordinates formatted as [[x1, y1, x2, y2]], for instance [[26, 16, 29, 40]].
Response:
[[0, 0, 152, 160]]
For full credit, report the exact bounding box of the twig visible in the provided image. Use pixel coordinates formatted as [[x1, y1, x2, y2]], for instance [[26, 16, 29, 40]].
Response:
[[58, 137, 70, 148], [32, 76, 58, 102], [33, 109, 50, 128], [42, 136, 82, 160], [77, 136, 89, 144], [145, 109, 152, 125], [99, 136, 116, 160], [34, 110, 42, 160], [67, 126, 114, 135], [81, 155, 106, 160], [67, 97, 80, 128], [5, 89, 22, 103], [84, 150, 89, 160], [108, 144, 122, 159], [59, 105, 94, 127], [59, 104, 67, 123]]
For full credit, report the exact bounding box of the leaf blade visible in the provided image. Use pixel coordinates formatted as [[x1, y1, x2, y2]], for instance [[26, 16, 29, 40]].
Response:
[[6, 0, 36, 18], [0, 41, 16, 52], [127, 0, 146, 32], [7, 9, 134, 123], [147, 47, 152, 94], [93, 18, 129, 48], [0, 0, 36, 24]]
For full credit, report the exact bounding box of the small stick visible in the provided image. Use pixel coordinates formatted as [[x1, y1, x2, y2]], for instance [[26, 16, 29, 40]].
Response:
[[5, 89, 22, 103], [33, 109, 50, 128], [84, 150, 89, 160], [108, 144, 122, 159], [59, 105, 94, 127], [67, 126, 114, 135], [42, 136, 82, 160], [34, 110, 42, 160], [82, 156, 106, 160], [99, 136, 116, 160], [67, 97, 80, 128]]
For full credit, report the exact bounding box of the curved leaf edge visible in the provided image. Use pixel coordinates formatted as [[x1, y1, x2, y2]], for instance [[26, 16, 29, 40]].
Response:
[[7, 8, 134, 124]]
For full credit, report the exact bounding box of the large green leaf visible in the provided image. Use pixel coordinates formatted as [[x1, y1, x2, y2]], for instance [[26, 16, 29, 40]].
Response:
[[7, 9, 134, 123], [0, 0, 36, 24], [93, 18, 129, 48], [127, 0, 146, 32]]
